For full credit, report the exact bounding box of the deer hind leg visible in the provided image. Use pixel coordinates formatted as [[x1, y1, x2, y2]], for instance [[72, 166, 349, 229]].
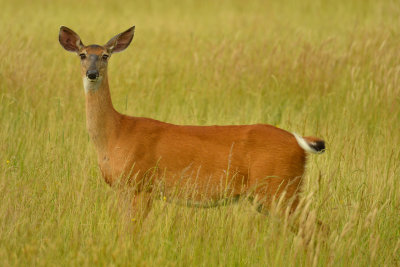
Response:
[[249, 175, 303, 216], [249, 175, 330, 243]]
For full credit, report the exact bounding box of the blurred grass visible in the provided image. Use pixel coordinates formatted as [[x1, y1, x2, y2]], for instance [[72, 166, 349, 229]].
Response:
[[1, 0, 400, 266]]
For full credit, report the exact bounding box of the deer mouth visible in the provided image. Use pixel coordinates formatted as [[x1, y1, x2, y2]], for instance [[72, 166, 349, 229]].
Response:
[[83, 76, 103, 92]]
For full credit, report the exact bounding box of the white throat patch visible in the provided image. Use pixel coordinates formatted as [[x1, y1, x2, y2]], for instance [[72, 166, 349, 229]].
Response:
[[83, 76, 103, 93]]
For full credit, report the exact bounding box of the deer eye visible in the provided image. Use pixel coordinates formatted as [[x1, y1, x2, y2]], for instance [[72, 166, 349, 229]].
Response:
[[79, 53, 86, 60], [102, 54, 109, 60]]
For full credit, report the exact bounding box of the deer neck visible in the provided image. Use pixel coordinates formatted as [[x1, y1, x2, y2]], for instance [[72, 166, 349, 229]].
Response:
[[84, 74, 119, 154]]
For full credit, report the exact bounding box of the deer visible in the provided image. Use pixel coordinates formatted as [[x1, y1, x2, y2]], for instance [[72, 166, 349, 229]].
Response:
[[59, 26, 325, 222]]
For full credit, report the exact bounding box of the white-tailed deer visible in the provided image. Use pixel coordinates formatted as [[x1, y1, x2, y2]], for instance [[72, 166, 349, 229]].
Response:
[[59, 26, 325, 219]]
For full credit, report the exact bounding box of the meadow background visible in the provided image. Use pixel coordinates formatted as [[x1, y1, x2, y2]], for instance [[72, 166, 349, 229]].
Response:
[[1, 0, 400, 265]]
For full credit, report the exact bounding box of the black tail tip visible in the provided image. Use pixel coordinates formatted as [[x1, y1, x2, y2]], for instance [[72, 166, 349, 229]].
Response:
[[310, 140, 326, 153]]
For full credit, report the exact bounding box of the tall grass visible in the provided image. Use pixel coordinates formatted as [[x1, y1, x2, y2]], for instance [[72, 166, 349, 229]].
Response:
[[1, 0, 399, 265]]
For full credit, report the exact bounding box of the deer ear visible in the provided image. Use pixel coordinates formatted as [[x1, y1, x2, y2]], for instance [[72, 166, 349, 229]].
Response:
[[104, 26, 135, 53], [59, 26, 84, 53]]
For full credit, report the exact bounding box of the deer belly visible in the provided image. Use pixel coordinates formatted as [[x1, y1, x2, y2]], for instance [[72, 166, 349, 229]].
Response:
[[157, 165, 248, 202]]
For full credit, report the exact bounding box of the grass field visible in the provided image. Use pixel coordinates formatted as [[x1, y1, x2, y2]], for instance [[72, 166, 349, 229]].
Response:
[[1, 0, 400, 265]]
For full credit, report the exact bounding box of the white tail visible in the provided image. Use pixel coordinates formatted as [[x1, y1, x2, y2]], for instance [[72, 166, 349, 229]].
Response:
[[293, 133, 326, 154]]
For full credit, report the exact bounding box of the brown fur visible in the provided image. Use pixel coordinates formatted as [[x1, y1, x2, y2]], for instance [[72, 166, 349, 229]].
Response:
[[59, 26, 325, 217]]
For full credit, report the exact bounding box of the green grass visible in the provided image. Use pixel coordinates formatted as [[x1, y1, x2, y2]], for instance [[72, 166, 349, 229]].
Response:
[[1, 0, 400, 265]]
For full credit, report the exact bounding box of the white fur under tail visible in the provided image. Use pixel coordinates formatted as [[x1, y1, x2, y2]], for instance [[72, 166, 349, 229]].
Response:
[[293, 133, 318, 154]]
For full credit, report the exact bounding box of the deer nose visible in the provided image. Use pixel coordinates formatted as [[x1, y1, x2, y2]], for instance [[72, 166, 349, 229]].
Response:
[[86, 70, 99, 80]]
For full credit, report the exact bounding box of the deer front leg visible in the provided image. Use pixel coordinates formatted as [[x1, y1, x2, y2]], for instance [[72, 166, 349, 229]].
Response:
[[131, 191, 153, 223]]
